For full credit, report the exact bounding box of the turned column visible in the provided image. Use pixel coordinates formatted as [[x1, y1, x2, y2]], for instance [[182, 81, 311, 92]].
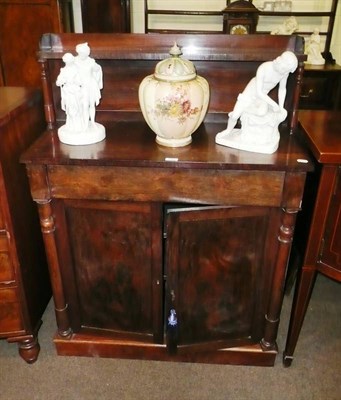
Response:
[[261, 207, 298, 350], [25, 164, 72, 338]]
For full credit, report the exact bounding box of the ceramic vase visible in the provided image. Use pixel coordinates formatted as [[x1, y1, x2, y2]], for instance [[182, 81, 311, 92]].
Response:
[[139, 43, 210, 147]]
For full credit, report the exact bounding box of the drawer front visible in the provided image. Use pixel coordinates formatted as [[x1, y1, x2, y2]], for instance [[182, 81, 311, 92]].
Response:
[[0, 288, 23, 334], [0, 234, 15, 283], [48, 166, 285, 207]]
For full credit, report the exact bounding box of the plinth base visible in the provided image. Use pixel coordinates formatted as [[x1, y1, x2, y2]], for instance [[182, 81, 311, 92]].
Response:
[[216, 128, 279, 154], [156, 135, 192, 148], [58, 123, 106, 145]]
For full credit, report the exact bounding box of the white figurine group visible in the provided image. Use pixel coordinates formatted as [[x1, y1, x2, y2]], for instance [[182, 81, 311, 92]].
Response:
[[215, 51, 298, 154], [56, 42, 106, 145]]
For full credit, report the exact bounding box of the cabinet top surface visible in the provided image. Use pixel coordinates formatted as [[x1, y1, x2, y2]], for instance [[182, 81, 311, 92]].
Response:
[[21, 122, 312, 172], [299, 110, 341, 164], [0, 87, 41, 126]]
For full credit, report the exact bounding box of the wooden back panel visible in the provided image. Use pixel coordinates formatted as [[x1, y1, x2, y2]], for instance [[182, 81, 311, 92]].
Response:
[[38, 33, 305, 131]]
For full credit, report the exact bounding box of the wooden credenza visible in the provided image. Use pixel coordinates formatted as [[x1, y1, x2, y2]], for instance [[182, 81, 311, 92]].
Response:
[[283, 110, 341, 366], [21, 33, 312, 366], [0, 87, 51, 363]]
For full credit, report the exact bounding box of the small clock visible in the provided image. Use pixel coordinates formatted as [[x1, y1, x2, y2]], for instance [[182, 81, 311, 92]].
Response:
[[230, 24, 249, 35], [222, 0, 259, 35]]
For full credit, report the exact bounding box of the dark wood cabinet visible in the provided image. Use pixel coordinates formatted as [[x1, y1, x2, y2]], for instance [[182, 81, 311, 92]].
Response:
[[81, 0, 131, 32], [300, 64, 341, 110], [284, 110, 341, 366], [0, 87, 51, 363], [21, 33, 312, 366], [0, 0, 73, 87], [22, 124, 311, 366]]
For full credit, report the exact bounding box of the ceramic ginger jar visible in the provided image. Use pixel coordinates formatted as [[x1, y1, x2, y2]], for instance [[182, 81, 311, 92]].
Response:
[[138, 43, 210, 147]]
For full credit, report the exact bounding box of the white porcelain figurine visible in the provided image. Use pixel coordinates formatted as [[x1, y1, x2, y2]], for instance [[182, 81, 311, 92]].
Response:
[[271, 16, 298, 35], [56, 42, 105, 145], [306, 29, 325, 66], [215, 51, 298, 154]]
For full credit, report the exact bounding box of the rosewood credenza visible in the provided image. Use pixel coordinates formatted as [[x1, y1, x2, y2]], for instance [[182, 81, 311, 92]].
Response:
[[21, 33, 312, 366]]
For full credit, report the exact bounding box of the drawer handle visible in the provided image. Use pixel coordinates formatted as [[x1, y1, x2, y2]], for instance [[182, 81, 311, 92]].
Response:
[[300, 89, 314, 98]]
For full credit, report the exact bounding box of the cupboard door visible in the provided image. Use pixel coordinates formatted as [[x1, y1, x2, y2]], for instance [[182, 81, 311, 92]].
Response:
[[57, 200, 163, 342], [165, 205, 274, 353]]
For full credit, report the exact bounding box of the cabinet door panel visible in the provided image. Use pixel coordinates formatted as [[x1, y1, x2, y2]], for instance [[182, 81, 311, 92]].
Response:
[[60, 200, 162, 341], [166, 206, 273, 352]]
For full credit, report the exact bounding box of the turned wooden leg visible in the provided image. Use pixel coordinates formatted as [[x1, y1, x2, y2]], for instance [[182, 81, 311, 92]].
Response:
[[283, 266, 317, 367], [17, 336, 41, 364]]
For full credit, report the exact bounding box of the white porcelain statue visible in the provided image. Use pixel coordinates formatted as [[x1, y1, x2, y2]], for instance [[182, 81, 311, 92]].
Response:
[[56, 42, 105, 145], [271, 16, 298, 35], [306, 29, 325, 66], [215, 51, 298, 154]]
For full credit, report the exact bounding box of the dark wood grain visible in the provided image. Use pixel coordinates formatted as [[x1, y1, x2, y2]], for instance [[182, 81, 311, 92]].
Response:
[[81, 0, 131, 33], [0, 1, 71, 87]]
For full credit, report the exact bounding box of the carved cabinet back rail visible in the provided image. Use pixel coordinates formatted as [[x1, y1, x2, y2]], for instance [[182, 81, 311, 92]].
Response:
[[22, 33, 312, 366]]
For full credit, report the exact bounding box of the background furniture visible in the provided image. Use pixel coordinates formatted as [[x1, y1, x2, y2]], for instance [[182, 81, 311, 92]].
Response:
[[283, 110, 341, 366], [300, 64, 341, 110], [81, 0, 131, 33], [22, 33, 312, 366], [0, 0, 73, 87], [257, 0, 338, 60], [143, 0, 341, 110], [0, 87, 51, 363], [144, 0, 338, 52]]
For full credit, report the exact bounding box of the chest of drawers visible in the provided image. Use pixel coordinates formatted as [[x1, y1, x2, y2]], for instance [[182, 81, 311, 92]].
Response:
[[0, 87, 51, 363]]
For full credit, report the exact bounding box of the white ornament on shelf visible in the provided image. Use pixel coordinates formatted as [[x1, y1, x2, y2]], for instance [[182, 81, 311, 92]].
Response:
[[306, 29, 325, 66], [56, 42, 105, 145], [215, 51, 298, 154], [271, 16, 298, 35]]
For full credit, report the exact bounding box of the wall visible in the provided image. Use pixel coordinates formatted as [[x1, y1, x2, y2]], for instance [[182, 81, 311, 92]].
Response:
[[72, 0, 341, 64], [331, 0, 341, 62]]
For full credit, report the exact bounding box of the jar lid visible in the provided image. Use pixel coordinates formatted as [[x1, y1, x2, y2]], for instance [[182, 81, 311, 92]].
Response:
[[154, 43, 197, 82]]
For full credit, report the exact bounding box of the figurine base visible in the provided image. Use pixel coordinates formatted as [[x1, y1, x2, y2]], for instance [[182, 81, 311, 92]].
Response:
[[215, 128, 279, 154], [305, 60, 325, 66], [156, 135, 192, 148], [58, 123, 106, 145]]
